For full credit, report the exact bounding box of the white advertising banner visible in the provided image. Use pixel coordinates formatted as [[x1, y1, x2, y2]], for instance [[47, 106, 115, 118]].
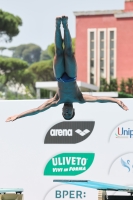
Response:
[[1, 99, 133, 200]]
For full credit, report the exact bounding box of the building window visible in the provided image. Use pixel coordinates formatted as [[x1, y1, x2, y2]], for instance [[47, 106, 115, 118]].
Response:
[[90, 32, 95, 84], [97, 29, 106, 87], [110, 31, 115, 78], [87, 28, 116, 86], [100, 31, 105, 78], [90, 73, 94, 84]]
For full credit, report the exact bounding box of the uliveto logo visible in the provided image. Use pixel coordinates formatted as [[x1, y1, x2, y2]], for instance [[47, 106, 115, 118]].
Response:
[[115, 127, 133, 138], [44, 121, 95, 144], [44, 153, 95, 176]]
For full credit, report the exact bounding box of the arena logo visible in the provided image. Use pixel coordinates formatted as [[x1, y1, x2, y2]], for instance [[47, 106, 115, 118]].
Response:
[[50, 129, 73, 136], [50, 129, 90, 137], [44, 121, 95, 144]]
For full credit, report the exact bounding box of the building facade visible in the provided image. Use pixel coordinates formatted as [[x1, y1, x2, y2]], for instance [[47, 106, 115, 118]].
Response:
[[74, 0, 133, 87]]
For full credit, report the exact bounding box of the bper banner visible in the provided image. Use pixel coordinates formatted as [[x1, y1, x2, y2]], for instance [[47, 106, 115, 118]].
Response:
[[1, 99, 133, 200]]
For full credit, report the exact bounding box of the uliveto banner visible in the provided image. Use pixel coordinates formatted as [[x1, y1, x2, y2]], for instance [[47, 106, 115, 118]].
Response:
[[44, 153, 95, 176]]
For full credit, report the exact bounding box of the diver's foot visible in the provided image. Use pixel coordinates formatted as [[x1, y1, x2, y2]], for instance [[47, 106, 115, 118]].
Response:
[[56, 17, 62, 28], [62, 16, 68, 28], [117, 100, 129, 111]]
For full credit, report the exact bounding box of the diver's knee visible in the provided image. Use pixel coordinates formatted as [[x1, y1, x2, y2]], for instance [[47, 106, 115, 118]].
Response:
[[55, 48, 64, 56], [64, 47, 73, 56]]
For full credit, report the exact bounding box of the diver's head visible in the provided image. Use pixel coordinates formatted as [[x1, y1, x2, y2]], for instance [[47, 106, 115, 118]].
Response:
[[62, 103, 75, 120]]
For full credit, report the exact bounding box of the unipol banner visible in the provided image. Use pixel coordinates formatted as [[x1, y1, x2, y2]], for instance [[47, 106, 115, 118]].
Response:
[[0, 99, 133, 200]]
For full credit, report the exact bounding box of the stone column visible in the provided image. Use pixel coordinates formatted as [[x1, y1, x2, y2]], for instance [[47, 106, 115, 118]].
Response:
[[49, 91, 53, 98], [36, 88, 40, 99]]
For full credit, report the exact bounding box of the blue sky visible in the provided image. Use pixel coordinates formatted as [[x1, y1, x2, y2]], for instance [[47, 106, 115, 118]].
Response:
[[0, 0, 125, 56]]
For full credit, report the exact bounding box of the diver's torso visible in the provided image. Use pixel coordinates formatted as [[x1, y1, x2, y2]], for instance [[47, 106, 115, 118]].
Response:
[[57, 81, 85, 103]]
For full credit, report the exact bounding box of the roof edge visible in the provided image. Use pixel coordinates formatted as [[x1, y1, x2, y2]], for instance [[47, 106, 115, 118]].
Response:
[[73, 10, 123, 16]]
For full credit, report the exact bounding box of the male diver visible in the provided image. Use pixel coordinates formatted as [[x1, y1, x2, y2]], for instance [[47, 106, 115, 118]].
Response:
[[6, 16, 128, 122]]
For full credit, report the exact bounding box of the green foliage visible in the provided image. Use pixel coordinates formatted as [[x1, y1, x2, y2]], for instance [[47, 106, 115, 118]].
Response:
[[8, 46, 16, 52], [0, 57, 28, 84], [40, 89, 56, 99], [99, 77, 133, 98], [100, 78, 119, 92], [0, 9, 22, 42], [0, 58, 55, 99], [47, 43, 55, 58], [10, 68, 34, 88], [0, 55, 9, 58], [72, 38, 75, 53], [29, 60, 55, 81], [100, 78, 109, 91], [120, 79, 126, 93], [0, 75, 6, 92], [109, 79, 118, 91], [1, 72, 36, 99], [118, 92, 133, 98], [126, 78, 133, 94], [120, 78, 133, 95], [0, 57, 28, 74], [5, 90, 34, 100], [9, 43, 42, 64], [40, 50, 52, 61], [0, 47, 7, 53]]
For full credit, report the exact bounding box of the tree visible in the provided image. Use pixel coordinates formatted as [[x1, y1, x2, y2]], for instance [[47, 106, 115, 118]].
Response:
[[109, 79, 118, 91], [8, 46, 16, 54], [9, 44, 42, 64], [99, 78, 118, 92], [0, 57, 28, 84], [0, 9, 22, 42], [99, 78, 109, 91], [126, 78, 133, 94], [120, 79, 126, 93], [40, 50, 52, 61], [8, 68, 36, 97], [72, 38, 75, 53], [0, 47, 7, 54], [29, 60, 55, 82], [0, 57, 30, 99], [47, 43, 55, 58]]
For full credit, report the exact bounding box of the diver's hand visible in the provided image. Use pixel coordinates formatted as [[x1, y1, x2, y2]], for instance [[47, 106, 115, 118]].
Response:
[[6, 115, 18, 122], [117, 100, 129, 111]]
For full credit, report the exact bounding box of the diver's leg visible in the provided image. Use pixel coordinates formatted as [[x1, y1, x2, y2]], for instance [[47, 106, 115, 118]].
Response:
[[62, 16, 77, 78], [53, 17, 65, 78]]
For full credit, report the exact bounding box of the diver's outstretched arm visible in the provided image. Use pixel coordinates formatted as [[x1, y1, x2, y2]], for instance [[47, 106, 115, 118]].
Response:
[[82, 94, 128, 111], [6, 97, 58, 122]]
